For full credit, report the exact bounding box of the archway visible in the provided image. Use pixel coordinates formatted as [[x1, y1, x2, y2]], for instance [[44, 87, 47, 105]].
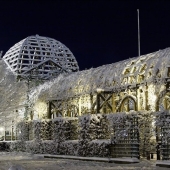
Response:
[[157, 91, 170, 111], [120, 96, 136, 112]]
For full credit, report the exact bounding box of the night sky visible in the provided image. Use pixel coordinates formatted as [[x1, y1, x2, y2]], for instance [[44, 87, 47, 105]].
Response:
[[0, 0, 170, 70]]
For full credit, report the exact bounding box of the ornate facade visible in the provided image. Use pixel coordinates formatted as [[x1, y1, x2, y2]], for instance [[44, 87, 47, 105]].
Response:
[[30, 48, 170, 120], [0, 35, 170, 139]]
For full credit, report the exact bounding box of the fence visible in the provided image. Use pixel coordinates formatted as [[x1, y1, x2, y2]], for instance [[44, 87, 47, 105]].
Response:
[[156, 110, 170, 160]]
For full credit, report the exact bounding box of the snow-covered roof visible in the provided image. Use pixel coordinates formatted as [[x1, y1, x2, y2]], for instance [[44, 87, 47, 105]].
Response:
[[0, 45, 169, 126], [30, 47, 170, 102], [3, 35, 79, 80]]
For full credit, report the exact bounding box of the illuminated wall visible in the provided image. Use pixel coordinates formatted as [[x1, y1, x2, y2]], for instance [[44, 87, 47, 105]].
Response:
[[30, 47, 170, 119]]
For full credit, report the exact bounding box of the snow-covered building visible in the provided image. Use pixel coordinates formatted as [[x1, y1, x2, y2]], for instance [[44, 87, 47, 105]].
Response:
[[0, 34, 170, 139], [0, 35, 79, 137], [30, 47, 170, 120]]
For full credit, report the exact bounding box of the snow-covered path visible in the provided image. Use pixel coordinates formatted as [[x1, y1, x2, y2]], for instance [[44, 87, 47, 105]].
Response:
[[0, 152, 168, 170]]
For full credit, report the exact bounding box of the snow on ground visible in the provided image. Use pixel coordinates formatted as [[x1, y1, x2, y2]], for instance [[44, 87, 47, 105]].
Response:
[[0, 152, 168, 170]]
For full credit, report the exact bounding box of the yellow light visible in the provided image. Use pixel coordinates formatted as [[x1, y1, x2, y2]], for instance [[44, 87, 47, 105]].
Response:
[[96, 88, 104, 93], [0, 127, 4, 132], [33, 101, 47, 118], [88, 102, 91, 110], [152, 94, 157, 102]]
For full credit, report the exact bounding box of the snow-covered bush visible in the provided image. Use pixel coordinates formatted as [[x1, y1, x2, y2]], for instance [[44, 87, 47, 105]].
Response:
[[58, 140, 78, 155], [52, 117, 78, 142], [78, 114, 110, 156], [16, 121, 29, 141], [26, 140, 57, 154], [78, 115, 92, 156], [42, 140, 57, 154], [11, 121, 29, 152], [79, 114, 109, 140], [40, 119, 52, 140], [10, 140, 26, 152], [10, 112, 142, 158], [88, 139, 111, 157], [33, 120, 41, 140], [25, 139, 43, 154], [0, 142, 10, 151]]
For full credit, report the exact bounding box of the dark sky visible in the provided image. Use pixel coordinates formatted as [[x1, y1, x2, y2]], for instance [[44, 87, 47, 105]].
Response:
[[0, 0, 170, 70]]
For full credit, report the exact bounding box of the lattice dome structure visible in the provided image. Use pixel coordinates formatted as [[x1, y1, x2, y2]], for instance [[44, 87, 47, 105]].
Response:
[[3, 35, 79, 80]]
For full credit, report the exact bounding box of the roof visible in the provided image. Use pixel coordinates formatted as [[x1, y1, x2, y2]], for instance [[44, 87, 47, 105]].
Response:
[[3, 35, 79, 80], [30, 47, 170, 103], [0, 46, 169, 127]]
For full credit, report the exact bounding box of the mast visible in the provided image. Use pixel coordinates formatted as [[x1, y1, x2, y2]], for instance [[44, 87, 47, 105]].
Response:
[[137, 9, 140, 57]]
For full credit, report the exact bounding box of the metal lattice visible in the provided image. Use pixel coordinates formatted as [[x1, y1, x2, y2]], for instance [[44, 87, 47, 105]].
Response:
[[110, 113, 139, 158], [3, 35, 79, 80], [159, 111, 170, 160]]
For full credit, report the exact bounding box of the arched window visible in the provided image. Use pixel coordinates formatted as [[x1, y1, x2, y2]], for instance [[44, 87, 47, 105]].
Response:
[[66, 105, 79, 117], [139, 64, 147, 74], [123, 68, 130, 75], [120, 97, 136, 112], [158, 92, 170, 111]]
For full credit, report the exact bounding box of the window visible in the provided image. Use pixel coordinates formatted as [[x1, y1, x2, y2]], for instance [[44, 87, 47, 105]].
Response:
[[120, 97, 136, 112]]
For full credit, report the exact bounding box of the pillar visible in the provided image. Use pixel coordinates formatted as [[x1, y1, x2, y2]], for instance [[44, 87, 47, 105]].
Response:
[[112, 93, 116, 113], [79, 97, 81, 116], [96, 94, 100, 113], [11, 120, 14, 141], [145, 85, 148, 110], [47, 101, 51, 119]]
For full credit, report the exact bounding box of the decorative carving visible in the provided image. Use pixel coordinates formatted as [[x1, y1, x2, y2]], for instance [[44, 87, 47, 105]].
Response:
[[156, 69, 161, 78]]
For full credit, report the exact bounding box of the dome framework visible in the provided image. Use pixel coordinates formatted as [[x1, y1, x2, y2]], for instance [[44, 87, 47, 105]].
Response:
[[3, 35, 79, 80]]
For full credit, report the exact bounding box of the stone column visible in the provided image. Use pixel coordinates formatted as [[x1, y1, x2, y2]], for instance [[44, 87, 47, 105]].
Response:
[[47, 101, 51, 119]]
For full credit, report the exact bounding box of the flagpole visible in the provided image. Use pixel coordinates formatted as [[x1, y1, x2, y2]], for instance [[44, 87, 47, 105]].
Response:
[[137, 9, 140, 57]]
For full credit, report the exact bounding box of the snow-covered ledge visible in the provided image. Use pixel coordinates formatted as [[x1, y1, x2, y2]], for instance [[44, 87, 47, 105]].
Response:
[[34, 154, 139, 163], [156, 161, 170, 168]]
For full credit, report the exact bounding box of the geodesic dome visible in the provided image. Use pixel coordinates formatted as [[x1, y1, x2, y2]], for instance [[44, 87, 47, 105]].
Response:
[[3, 35, 79, 80]]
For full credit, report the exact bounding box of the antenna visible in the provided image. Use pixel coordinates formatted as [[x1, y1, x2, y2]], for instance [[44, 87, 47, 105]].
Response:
[[137, 9, 140, 57]]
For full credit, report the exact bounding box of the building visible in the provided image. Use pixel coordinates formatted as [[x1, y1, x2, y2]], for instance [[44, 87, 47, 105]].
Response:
[[0, 34, 79, 137], [30, 43, 170, 119], [0, 35, 170, 139]]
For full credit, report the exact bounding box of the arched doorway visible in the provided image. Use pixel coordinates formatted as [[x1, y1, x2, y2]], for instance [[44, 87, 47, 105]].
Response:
[[120, 96, 136, 112], [158, 92, 170, 111]]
